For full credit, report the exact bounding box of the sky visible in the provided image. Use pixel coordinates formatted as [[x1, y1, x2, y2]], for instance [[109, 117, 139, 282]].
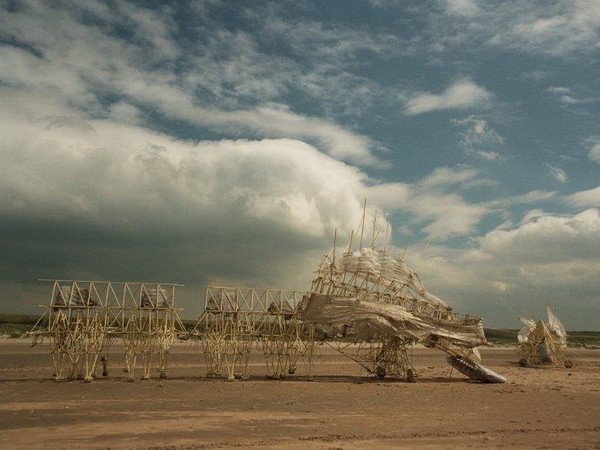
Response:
[[1, 0, 599, 330]]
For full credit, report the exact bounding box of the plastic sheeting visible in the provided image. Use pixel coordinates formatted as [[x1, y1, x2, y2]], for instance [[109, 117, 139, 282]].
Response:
[[302, 293, 487, 348], [54, 287, 97, 306], [518, 318, 536, 343], [141, 287, 172, 308], [547, 306, 567, 346], [205, 295, 238, 313]]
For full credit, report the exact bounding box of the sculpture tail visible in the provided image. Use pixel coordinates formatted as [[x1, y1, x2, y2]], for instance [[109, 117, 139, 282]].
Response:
[[447, 355, 507, 383]]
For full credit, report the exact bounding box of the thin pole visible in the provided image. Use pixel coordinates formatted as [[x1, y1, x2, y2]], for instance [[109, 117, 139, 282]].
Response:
[[332, 228, 337, 266], [359, 198, 366, 249], [347, 229, 354, 253], [383, 215, 390, 253], [371, 210, 377, 249]]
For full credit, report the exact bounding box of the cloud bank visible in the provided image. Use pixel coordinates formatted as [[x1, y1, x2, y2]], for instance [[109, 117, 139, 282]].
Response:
[[0, 90, 369, 293]]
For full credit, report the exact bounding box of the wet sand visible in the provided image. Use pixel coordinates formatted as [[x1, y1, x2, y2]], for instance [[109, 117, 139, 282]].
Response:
[[0, 340, 599, 449]]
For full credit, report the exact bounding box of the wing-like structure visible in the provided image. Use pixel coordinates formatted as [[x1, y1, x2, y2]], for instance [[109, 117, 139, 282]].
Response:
[[517, 306, 570, 367], [547, 306, 567, 346]]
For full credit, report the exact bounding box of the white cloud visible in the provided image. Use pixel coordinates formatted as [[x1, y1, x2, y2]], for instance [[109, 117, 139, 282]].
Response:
[[472, 150, 500, 161], [559, 95, 581, 105], [486, 190, 557, 209], [202, 104, 383, 167], [411, 192, 488, 237], [366, 183, 412, 209], [499, 1, 600, 56], [547, 86, 597, 105], [419, 166, 479, 188], [473, 209, 600, 263], [452, 116, 503, 160], [368, 0, 402, 8], [518, 209, 550, 225], [444, 0, 481, 18], [392, 190, 600, 324], [413, 208, 600, 328], [367, 166, 489, 238], [545, 163, 567, 183], [587, 137, 600, 164], [405, 79, 493, 115], [566, 186, 600, 208], [433, 1, 600, 57], [547, 87, 574, 95], [115, 2, 180, 60], [108, 101, 143, 125]]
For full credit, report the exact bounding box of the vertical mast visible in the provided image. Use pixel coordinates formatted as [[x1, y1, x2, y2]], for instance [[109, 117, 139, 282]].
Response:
[[347, 229, 354, 253], [359, 198, 366, 249], [332, 228, 337, 266], [383, 215, 390, 254], [371, 210, 377, 249]]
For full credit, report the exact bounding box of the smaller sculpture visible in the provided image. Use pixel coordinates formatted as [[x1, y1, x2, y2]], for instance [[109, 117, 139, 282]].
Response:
[[517, 306, 573, 368]]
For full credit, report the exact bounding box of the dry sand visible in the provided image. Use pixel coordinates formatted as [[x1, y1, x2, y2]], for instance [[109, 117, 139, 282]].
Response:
[[0, 339, 599, 449]]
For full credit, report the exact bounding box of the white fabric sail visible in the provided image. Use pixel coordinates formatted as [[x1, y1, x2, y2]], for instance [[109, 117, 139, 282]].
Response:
[[547, 306, 567, 346], [518, 317, 536, 343]]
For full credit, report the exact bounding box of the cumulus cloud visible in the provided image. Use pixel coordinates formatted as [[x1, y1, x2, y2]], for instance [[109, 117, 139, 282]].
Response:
[[367, 166, 489, 238], [404, 79, 493, 115], [473, 209, 600, 263], [414, 208, 600, 328], [0, 91, 371, 295], [0, 90, 497, 308]]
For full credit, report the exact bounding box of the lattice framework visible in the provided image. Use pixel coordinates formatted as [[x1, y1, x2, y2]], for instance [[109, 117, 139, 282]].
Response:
[[31, 280, 185, 382]]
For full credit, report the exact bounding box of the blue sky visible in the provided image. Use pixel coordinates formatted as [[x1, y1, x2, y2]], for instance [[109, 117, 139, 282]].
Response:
[[1, 0, 599, 329]]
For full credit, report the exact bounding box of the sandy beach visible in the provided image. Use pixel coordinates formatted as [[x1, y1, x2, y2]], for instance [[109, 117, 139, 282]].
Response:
[[0, 340, 599, 449]]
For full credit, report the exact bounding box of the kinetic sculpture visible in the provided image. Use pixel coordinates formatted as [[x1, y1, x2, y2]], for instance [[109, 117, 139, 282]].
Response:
[[192, 287, 315, 381], [303, 223, 506, 383], [517, 306, 572, 368], [30, 280, 185, 382]]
